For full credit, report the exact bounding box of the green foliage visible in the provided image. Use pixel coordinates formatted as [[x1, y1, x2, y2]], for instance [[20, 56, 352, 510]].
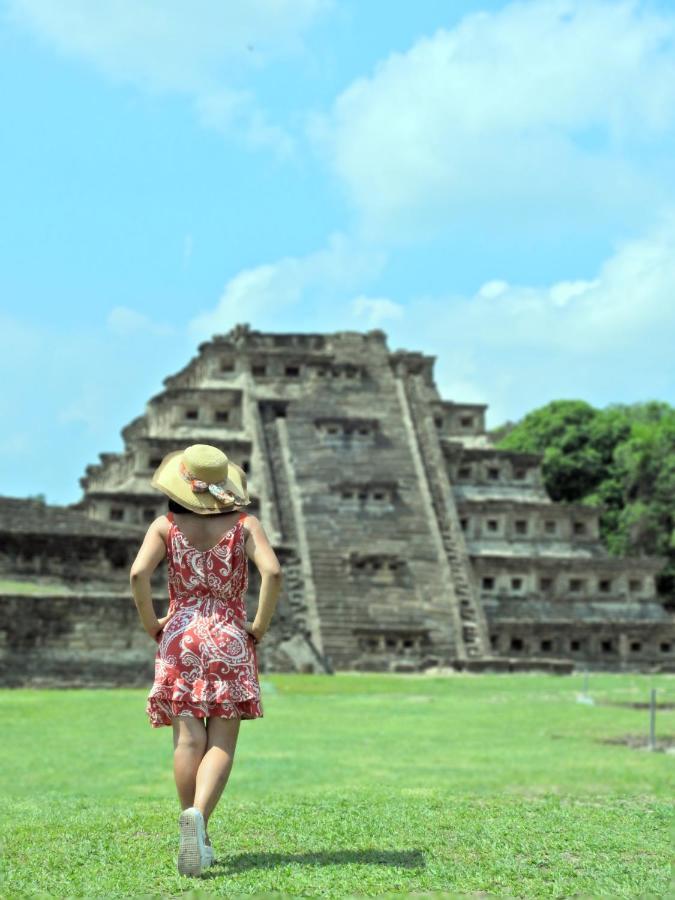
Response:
[[496, 400, 675, 594]]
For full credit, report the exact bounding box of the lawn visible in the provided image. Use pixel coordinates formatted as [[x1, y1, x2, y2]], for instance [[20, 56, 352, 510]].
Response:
[[0, 579, 75, 595], [0, 671, 673, 898]]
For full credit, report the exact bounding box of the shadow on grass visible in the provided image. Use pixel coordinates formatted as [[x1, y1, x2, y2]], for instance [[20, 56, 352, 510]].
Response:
[[201, 847, 426, 878], [595, 732, 675, 753]]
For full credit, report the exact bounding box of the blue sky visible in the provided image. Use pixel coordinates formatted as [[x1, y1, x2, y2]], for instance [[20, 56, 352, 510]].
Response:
[[2, 0, 675, 505]]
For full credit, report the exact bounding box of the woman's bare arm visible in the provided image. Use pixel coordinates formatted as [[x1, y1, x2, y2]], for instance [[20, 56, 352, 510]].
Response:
[[129, 517, 169, 639], [243, 515, 282, 640]]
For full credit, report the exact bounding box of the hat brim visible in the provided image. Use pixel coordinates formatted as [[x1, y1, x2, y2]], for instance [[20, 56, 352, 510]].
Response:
[[151, 449, 251, 515]]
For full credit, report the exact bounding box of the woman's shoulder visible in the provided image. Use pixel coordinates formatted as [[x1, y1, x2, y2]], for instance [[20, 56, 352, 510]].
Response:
[[150, 513, 172, 542], [239, 511, 259, 534]]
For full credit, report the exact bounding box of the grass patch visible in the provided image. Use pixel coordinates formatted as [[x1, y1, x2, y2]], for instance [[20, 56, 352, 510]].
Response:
[[0, 579, 75, 595], [0, 672, 673, 897]]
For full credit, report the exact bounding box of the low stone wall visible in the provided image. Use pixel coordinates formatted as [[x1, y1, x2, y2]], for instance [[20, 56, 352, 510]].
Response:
[[0, 592, 164, 687], [3, 591, 672, 687], [0, 590, 321, 686]]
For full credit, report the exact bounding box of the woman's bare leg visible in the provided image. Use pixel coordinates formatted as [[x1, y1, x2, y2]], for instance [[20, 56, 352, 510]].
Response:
[[193, 716, 241, 830], [171, 715, 207, 812]]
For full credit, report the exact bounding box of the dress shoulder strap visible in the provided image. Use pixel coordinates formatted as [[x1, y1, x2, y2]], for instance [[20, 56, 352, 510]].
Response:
[[167, 511, 175, 523]]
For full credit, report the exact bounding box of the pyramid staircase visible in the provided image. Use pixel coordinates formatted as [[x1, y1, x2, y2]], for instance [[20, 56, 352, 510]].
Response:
[[255, 401, 332, 673], [400, 374, 491, 660]]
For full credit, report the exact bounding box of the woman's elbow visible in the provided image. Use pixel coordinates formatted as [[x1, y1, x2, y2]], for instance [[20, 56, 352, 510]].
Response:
[[129, 567, 150, 584], [263, 566, 283, 581]]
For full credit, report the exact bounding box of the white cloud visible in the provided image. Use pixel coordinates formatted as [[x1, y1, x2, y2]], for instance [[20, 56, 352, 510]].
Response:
[[106, 306, 176, 337], [196, 89, 295, 157], [8, 0, 329, 153], [351, 295, 404, 326], [188, 233, 387, 339], [462, 214, 675, 350], [314, 0, 675, 239], [477, 280, 509, 300], [342, 214, 675, 425]]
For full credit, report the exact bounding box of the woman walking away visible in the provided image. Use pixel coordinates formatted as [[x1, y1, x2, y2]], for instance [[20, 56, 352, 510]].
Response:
[[129, 443, 283, 877]]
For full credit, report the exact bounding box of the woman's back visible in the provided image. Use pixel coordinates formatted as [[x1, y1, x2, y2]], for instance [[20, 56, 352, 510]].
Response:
[[169, 509, 246, 552]]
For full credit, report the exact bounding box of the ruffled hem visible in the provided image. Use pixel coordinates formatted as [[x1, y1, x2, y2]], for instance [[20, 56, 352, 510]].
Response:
[[146, 682, 263, 728], [146, 694, 263, 728]]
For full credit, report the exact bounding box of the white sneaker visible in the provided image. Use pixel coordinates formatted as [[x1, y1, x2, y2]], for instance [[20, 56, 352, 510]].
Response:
[[177, 806, 210, 877], [204, 843, 215, 867]]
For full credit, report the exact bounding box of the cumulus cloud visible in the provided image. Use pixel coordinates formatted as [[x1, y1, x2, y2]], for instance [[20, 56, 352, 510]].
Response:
[[462, 214, 675, 350], [313, 0, 675, 239], [188, 233, 387, 339], [376, 214, 675, 423], [351, 295, 404, 326], [8, 0, 330, 153]]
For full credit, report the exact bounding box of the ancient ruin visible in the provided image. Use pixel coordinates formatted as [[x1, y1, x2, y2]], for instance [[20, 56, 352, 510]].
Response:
[[1, 324, 672, 684]]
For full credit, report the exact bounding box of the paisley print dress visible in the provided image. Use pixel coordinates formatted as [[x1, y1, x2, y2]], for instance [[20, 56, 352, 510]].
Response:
[[146, 511, 263, 727]]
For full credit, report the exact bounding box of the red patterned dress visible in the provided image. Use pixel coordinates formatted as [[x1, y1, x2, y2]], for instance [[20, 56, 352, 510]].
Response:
[[146, 510, 263, 727]]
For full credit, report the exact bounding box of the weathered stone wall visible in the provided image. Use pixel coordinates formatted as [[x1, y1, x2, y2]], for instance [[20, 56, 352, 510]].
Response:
[[0, 592, 161, 687], [0, 575, 317, 687]]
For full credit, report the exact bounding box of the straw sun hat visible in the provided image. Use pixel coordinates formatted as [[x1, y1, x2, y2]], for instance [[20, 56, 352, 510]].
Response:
[[151, 444, 251, 515]]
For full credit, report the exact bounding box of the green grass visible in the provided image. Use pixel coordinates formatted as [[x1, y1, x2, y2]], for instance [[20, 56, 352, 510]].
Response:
[[0, 672, 673, 898], [0, 579, 75, 595]]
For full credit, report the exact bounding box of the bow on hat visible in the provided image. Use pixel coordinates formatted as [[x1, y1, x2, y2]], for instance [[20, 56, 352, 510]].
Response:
[[179, 460, 241, 504]]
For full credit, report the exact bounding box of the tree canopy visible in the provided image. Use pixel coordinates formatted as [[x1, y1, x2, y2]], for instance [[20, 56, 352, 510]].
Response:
[[494, 400, 675, 595]]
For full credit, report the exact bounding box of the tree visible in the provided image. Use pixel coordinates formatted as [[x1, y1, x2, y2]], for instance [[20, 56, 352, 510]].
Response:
[[495, 400, 675, 595]]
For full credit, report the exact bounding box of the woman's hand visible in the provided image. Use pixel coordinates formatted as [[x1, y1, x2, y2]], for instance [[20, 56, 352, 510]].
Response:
[[234, 616, 264, 644], [152, 608, 178, 641]]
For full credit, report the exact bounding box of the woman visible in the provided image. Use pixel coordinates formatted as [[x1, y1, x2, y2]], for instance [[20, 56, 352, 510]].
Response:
[[129, 443, 283, 877]]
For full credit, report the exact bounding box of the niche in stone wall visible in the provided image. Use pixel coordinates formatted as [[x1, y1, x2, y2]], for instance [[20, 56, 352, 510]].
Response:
[[308, 361, 367, 381], [172, 393, 244, 430], [347, 552, 409, 585], [333, 480, 397, 509], [141, 506, 157, 523], [436, 403, 486, 434], [315, 417, 378, 447], [108, 544, 129, 570], [353, 626, 430, 654]]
